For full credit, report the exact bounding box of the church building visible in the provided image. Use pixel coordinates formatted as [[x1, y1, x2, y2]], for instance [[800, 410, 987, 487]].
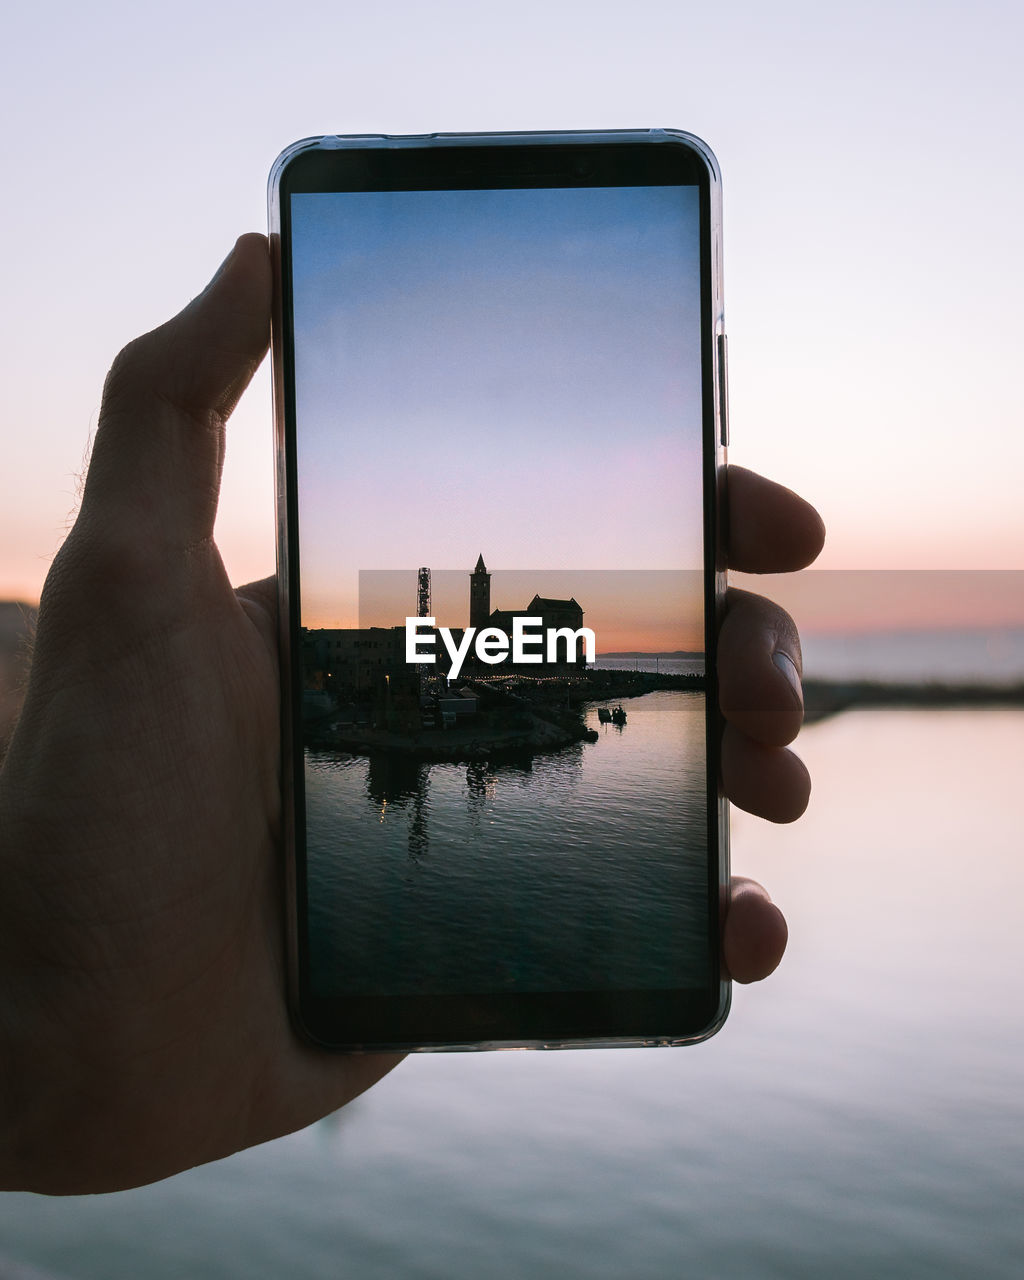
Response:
[[469, 555, 588, 669]]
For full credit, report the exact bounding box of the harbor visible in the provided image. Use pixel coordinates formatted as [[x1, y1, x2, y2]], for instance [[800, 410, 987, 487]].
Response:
[[302, 667, 705, 762]]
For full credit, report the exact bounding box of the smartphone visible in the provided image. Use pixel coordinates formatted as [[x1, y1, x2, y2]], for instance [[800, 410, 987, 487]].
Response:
[[269, 129, 729, 1051]]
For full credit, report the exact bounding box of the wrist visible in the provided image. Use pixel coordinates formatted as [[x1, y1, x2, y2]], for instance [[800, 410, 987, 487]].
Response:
[[0, 786, 57, 1191]]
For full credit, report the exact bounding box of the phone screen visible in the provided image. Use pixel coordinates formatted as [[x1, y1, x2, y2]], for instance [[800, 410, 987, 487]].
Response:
[[274, 136, 726, 1047]]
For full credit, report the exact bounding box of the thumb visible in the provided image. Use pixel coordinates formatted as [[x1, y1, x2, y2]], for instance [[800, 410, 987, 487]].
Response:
[[79, 233, 271, 550]]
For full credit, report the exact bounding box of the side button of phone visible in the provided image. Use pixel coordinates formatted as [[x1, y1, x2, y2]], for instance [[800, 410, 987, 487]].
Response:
[[717, 332, 729, 447]]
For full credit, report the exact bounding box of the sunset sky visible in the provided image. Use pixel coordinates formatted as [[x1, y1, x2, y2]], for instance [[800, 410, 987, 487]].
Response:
[[2, 1, 1022, 638], [355, 569, 705, 655], [292, 183, 704, 637]]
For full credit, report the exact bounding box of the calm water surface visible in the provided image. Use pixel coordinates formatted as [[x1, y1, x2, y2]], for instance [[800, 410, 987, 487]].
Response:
[[306, 690, 709, 996], [1, 708, 1022, 1279]]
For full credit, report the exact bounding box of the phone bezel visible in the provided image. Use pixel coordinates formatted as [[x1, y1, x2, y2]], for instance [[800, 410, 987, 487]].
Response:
[[269, 130, 730, 1051]]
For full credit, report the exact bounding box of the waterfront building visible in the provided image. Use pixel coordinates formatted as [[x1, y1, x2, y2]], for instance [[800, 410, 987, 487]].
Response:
[[469, 554, 491, 630], [468, 556, 588, 671]]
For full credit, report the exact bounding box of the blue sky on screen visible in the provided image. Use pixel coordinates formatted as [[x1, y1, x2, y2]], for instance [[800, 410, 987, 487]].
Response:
[[290, 185, 704, 628]]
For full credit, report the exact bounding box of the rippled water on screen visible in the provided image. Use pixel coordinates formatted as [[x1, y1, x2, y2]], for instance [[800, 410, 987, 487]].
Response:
[[305, 690, 710, 995]]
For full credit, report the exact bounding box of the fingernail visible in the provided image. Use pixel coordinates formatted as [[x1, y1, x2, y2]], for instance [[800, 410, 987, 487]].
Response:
[[772, 650, 803, 708]]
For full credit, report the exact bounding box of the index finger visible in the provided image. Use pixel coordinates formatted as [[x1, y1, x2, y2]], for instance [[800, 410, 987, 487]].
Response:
[[727, 466, 825, 573]]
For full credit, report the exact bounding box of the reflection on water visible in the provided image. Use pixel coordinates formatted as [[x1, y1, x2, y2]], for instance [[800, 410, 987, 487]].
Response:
[[363, 754, 430, 859], [357, 751, 542, 857], [304, 691, 710, 996]]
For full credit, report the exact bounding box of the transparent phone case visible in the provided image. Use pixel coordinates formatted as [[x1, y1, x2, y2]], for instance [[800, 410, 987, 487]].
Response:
[[269, 130, 730, 1051]]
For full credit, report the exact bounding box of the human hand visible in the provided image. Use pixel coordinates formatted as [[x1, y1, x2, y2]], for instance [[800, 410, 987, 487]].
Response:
[[719, 466, 824, 981], [0, 235, 821, 1193]]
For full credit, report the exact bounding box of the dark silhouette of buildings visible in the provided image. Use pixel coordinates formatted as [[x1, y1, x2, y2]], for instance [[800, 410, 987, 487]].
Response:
[[470, 555, 587, 668], [301, 556, 588, 710], [470, 554, 490, 630]]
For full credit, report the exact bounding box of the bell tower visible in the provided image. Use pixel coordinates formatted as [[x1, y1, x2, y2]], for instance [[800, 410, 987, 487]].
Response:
[[470, 554, 491, 630]]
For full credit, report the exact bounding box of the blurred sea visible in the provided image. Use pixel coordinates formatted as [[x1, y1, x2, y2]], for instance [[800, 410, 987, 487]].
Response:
[[1, 629, 1022, 1278], [596, 626, 1024, 685], [800, 625, 1024, 684]]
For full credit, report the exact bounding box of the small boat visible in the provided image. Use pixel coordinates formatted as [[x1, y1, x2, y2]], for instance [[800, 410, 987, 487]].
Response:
[[597, 707, 612, 723], [611, 706, 627, 725]]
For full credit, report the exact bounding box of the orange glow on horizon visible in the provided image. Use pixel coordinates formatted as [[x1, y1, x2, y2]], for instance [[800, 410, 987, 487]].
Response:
[[301, 570, 1024, 643], [304, 567, 707, 654], [731, 570, 1024, 634]]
